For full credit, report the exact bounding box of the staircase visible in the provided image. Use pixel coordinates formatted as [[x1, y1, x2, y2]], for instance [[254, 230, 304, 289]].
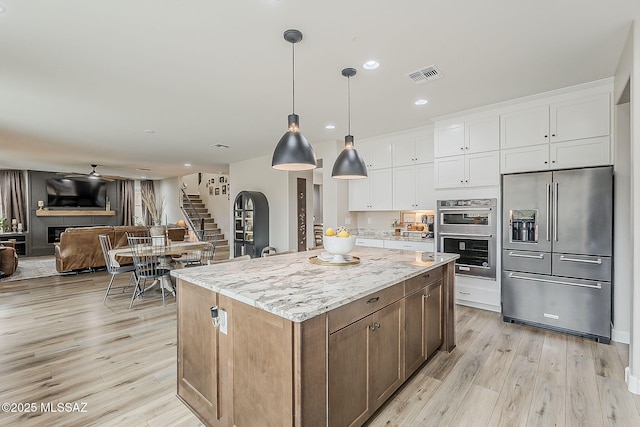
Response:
[[181, 193, 230, 260]]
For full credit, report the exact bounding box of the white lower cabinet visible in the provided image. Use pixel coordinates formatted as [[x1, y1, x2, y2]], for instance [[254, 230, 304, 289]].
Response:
[[434, 151, 499, 188], [355, 238, 384, 248], [383, 240, 434, 251]]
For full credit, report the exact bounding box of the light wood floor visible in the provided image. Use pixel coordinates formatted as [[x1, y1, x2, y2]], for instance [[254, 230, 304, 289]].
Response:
[[1, 272, 639, 426]]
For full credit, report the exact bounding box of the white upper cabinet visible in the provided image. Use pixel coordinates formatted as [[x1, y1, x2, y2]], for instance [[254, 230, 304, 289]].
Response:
[[434, 151, 500, 189], [392, 128, 434, 167], [348, 169, 393, 211], [501, 91, 611, 150], [549, 93, 610, 143], [358, 138, 393, 170], [393, 163, 435, 210], [500, 105, 550, 149], [465, 116, 500, 153], [434, 123, 464, 158]]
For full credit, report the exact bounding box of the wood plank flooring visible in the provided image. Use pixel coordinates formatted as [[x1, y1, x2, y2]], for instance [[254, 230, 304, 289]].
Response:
[[1, 272, 639, 426]]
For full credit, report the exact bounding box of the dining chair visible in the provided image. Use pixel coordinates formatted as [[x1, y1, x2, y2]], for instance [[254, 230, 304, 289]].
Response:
[[99, 234, 136, 304], [199, 230, 218, 265], [127, 235, 173, 308]]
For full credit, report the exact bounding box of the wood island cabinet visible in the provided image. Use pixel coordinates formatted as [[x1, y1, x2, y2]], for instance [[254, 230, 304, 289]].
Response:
[[176, 257, 456, 427]]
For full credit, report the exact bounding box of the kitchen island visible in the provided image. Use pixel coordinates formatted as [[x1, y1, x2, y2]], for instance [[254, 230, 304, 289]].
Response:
[[171, 247, 458, 427]]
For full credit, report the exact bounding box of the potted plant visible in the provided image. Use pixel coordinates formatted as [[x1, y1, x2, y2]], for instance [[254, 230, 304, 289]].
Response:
[[141, 186, 165, 237]]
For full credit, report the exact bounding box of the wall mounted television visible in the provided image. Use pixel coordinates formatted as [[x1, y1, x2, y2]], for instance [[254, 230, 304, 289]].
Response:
[[46, 178, 107, 208]]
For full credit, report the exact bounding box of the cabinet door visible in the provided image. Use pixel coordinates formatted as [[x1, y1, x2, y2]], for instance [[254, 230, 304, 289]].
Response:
[[434, 123, 464, 157], [500, 145, 550, 174], [434, 156, 465, 188], [550, 93, 610, 143], [465, 115, 500, 154], [550, 136, 610, 170], [465, 151, 500, 187], [369, 300, 404, 410], [349, 176, 370, 211], [405, 289, 426, 376], [415, 163, 435, 210], [368, 169, 393, 210], [500, 105, 550, 149], [425, 281, 443, 358], [415, 130, 434, 164], [177, 281, 221, 423], [362, 138, 393, 170], [328, 316, 371, 427], [392, 165, 416, 210], [392, 136, 416, 167]]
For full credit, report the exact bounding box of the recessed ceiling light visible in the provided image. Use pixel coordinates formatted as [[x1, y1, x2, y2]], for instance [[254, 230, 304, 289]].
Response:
[[414, 99, 429, 105], [140, 176, 147, 179], [363, 60, 380, 70], [143, 129, 155, 134], [325, 124, 336, 130], [184, 163, 192, 167]]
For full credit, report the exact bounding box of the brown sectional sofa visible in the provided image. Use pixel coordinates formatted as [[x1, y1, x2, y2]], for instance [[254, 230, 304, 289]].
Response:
[[54, 225, 186, 272]]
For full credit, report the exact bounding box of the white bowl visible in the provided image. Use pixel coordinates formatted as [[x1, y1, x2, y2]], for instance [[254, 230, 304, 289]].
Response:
[[323, 235, 355, 262]]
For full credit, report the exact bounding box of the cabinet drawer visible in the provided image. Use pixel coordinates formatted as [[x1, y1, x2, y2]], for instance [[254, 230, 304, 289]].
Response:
[[502, 250, 551, 275], [404, 267, 443, 295], [384, 240, 434, 251], [355, 238, 384, 248], [328, 283, 404, 334], [551, 253, 611, 282], [455, 282, 500, 307]]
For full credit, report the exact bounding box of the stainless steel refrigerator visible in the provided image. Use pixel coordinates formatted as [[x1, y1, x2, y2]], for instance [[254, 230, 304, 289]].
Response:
[[501, 166, 613, 343]]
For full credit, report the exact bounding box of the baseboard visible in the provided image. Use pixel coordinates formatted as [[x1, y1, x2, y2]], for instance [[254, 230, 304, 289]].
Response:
[[455, 299, 501, 313], [626, 367, 640, 395], [611, 328, 630, 344]]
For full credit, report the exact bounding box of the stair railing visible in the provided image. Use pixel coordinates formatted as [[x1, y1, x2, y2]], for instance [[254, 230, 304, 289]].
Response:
[[180, 186, 205, 238]]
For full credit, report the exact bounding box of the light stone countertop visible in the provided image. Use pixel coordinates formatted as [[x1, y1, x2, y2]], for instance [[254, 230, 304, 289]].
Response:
[[171, 247, 458, 323]]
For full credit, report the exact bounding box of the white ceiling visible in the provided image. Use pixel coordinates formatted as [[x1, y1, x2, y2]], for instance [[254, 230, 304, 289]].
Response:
[[0, 0, 638, 179]]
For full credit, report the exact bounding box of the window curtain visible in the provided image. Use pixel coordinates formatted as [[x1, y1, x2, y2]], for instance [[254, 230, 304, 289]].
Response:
[[0, 170, 27, 232], [140, 180, 155, 226], [119, 180, 135, 226]]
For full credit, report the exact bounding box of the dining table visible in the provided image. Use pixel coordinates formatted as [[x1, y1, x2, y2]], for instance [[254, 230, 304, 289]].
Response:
[[108, 240, 209, 295]]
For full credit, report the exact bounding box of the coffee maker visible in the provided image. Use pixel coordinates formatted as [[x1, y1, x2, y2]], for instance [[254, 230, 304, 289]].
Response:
[[421, 215, 434, 238]]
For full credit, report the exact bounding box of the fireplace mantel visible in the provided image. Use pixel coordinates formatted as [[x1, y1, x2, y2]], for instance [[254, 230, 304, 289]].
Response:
[[36, 210, 116, 217]]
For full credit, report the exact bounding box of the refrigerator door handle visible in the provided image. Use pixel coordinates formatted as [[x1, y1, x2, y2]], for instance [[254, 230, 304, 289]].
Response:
[[553, 182, 559, 242], [559, 255, 603, 265], [545, 183, 551, 241], [508, 273, 602, 290], [508, 252, 544, 259]]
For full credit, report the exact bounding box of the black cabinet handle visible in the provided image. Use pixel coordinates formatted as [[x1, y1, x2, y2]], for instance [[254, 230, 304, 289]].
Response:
[[367, 297, 380, 304]]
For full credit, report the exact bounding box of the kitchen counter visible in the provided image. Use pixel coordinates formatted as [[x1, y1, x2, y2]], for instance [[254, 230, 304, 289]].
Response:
[[171, 246, 455, 322], [175, 247, 458, 426]]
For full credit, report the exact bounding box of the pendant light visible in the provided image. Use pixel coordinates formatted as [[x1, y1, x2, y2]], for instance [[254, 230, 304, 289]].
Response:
[[272, 29, 317, 171], [332, 67, 367, 179]]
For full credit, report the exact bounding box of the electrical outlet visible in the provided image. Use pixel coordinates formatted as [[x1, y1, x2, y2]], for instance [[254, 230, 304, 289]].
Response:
[[219, 309, 228, 335], [344, 217, 351, 225]]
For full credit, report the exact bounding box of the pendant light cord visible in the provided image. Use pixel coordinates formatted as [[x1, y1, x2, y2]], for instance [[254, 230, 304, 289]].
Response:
[[347, 75, 351, 135], [292, 41, 296, 114]]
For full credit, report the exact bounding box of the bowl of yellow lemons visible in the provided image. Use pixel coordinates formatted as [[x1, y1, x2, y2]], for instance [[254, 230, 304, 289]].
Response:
[[323, 226, 355, 262]]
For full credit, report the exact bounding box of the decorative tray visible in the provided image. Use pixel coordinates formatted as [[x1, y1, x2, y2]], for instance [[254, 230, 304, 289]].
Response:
[[309, 255, 360, 266]]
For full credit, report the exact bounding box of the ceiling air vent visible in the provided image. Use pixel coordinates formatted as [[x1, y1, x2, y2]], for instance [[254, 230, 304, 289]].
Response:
[[407, 65, 443, 84]]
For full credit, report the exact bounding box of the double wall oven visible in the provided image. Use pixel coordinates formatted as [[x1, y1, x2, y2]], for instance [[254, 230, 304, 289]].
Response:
[[436, 199, 497, 280]]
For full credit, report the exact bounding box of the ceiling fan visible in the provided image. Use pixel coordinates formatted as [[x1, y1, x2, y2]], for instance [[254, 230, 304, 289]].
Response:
[[58, 164, 119, 182]]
